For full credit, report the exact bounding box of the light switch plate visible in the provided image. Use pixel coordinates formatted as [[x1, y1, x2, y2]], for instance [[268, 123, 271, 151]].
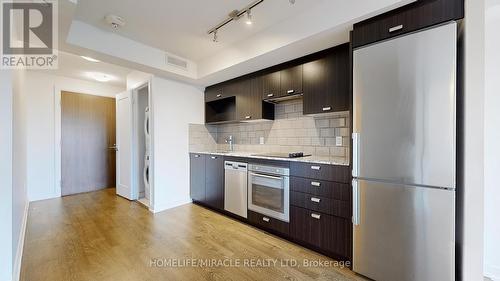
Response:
[[335, 136, 343, 146], [259, 137, 265, 145]]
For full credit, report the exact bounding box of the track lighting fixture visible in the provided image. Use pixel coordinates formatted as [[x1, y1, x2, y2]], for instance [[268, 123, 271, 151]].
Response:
[[207, 0, 264, 42], [245, 9, 253, 25], [289, 0, 295, 4]]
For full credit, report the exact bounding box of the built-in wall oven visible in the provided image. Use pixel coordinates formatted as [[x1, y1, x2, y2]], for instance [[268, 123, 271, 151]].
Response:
[[248, 164, 290, 222]]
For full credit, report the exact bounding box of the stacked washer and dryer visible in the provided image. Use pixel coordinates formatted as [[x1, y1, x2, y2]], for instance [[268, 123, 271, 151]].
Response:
[[135, 84, 150, 207], [143, 106, 150, 202]]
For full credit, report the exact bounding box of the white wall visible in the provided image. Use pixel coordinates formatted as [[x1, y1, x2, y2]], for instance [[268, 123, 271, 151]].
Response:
[[484, 1, 500, 279], [11, 70, 29, 281], [0, 70, 14, 281], [18, 71, 124, 201], [150, 76, 204, 212], [462, 0, 486, 280]]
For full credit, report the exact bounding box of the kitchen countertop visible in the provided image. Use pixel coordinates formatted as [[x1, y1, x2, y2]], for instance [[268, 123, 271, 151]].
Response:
[[190, 151, 350, 166]]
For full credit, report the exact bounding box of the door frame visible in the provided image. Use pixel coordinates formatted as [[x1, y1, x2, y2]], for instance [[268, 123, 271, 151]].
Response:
[[54, 88, 118, 197], [54, 80, 155, 212], [130, 81, 155, 211]]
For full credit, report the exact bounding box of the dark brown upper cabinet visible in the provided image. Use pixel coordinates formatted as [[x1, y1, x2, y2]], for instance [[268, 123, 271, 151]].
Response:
[[280, 64, 303, 97], [261, 71, 281, 100], [303, 43, 349, 115], [237, 76, 274, 122], [205, 85, 225, 102], [352, 0, 464, 48], [205, 81, 240, 124]]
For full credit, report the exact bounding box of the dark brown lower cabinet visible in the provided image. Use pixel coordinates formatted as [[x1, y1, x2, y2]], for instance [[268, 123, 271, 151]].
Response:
[[248, 210, 289, 236], [204, 155, 224, 210], [189, 153, 206, 202], [290, 206, 350, 259]]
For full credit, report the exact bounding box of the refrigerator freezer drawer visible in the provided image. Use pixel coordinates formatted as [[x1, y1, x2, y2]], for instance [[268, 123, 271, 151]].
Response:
[[353, 179, 455, 281]]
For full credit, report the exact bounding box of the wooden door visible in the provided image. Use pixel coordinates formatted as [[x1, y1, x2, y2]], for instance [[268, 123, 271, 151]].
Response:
[[61, 92, 116, 196]]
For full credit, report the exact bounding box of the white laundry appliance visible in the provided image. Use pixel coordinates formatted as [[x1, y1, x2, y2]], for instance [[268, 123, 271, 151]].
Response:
[[143, 107, 150, 200]]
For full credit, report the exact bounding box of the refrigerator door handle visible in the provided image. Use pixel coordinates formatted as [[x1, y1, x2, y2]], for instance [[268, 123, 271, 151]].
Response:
[[352, 179, 360, 226], [352, 133, 360, 177]]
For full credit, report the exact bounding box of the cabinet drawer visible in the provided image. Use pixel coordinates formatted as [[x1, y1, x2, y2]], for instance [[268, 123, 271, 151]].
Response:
[[291, 191, 350, 219], [290, 206, 350, 258], [352, 0, 464, 48], [290, 162, 350, 183], [248, 210, 289, 236], [290, 177, 350, 201]]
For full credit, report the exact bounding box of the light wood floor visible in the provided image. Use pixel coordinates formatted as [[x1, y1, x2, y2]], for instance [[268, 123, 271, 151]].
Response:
[[21, 188, 367, 281]]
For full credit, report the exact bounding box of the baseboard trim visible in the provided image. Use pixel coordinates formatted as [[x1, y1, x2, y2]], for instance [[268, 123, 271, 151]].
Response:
[[485, 264, 500, 281], [151, 200, 192, 214], [13, 202, 29, 281]]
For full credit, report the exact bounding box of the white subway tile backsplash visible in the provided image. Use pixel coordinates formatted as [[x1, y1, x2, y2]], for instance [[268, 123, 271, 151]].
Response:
[[189, 100, 350, 163], [330, 118, 346, 127], [320, 128, 335, 137], [335, 128, 350, 136], [315, 119, 330, 128]]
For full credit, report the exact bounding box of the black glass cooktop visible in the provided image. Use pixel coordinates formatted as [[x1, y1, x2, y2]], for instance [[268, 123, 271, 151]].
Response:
[[252, 152, 311, 159]]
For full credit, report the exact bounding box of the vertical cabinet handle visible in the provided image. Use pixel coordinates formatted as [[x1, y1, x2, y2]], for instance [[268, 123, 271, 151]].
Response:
[[262, 217, 270, 222], [389, 24, 403, 33], [353, 179, 360, 226], [311, 181, 321, 187], [311, 165, 321, 171], [322, 107, 332, 111], [352, 133, 360, 177], [311, 197, 321, 203], [311, 213, 321, 220]]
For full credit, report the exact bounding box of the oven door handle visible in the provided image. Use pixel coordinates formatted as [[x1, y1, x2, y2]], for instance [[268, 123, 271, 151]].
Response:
[[250, 172, 283, 181]]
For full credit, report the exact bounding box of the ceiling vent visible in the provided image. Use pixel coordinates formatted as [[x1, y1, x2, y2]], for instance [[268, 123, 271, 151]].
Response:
[[166, 55, 188, 70]]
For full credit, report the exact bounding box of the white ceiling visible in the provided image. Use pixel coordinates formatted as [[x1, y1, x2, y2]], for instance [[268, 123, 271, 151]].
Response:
[[73, 0, 319, 62], [57, 0, 414, 86], [40, 51, 131, 87]]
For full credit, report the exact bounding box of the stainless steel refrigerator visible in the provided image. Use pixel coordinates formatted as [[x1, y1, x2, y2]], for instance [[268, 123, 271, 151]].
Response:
[[352, 22, 457, 281]]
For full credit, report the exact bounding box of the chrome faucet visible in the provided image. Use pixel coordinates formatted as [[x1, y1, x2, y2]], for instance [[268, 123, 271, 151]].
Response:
[[225, 135, 234, 151]]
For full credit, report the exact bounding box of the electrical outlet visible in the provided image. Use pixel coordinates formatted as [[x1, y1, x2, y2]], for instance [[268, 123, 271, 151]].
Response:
[[335, 136, 343, 146], [259, 137, 265, 145]]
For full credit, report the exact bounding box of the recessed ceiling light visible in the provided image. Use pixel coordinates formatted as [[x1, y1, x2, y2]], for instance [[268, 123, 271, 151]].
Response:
[[81, 56, 100, 63], [87, 72, 113, 82]]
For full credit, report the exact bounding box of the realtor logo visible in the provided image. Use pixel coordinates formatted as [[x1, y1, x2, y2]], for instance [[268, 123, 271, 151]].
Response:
[[1, 0, 58, 69]]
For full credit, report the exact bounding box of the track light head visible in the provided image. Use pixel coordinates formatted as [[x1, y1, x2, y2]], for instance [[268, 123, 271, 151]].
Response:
[[245, 10, 252, 25], [212, 30, 218, 42]]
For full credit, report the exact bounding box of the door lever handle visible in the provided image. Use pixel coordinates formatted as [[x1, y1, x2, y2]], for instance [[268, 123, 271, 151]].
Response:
[[108, 144, 118, 151]]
